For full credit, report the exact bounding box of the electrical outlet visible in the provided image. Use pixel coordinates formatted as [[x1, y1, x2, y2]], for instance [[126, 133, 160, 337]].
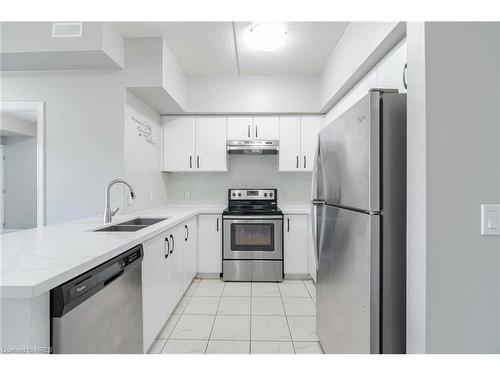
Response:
[[184, 191, 191, 200]]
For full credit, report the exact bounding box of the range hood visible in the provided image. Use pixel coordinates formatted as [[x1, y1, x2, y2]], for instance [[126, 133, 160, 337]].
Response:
[[227, 140, 279, 155]]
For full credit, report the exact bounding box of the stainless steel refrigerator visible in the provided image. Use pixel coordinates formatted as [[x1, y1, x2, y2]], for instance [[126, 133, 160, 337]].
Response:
[[311, 90, 406, 354]]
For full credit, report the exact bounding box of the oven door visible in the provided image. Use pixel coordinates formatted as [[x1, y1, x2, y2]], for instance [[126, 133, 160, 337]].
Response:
[[223, 216, 283, 260]]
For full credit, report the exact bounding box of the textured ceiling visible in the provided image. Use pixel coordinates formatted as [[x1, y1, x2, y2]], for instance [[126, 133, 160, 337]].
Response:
[[114, 22, 349, 76]]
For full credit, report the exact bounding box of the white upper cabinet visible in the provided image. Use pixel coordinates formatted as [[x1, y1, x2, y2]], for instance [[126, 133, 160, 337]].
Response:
[[162, 117, 195, 172], [195, 117, 227, 172], [279, 116, 301, 171], [227, 116, 253, 140], [253, 116, 280, 140], [300, 116, 323, 172], [227, 116, 279, 140], [279, 115, 323, 172], [162, 116, 227, 172]]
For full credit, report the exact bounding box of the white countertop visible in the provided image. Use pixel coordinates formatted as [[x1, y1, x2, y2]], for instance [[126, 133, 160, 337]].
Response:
[[0, 204, 309, 299]]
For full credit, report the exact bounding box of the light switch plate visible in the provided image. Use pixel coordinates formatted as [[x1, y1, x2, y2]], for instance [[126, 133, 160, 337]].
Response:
[[481, 204, 500, 235]]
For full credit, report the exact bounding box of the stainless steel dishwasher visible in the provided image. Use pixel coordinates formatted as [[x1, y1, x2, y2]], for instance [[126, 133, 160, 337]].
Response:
[[50, 245, 143, 354]]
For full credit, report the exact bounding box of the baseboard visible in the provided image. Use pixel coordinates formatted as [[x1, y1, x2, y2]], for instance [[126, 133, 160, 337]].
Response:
[[196, 272, 221, 279], [284, 273, 314, 281]]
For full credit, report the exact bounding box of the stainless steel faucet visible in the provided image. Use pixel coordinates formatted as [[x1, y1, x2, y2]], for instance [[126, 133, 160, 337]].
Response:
[[104, 179, 136, 224]]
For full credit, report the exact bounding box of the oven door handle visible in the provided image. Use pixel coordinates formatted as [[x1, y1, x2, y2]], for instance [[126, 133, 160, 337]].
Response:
[[222, 215, 283, 220]]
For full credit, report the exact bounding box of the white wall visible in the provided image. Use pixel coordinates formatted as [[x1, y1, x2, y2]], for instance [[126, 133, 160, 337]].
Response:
[[0, 113, 37, 137], [320, 22, 406, 112], [406, 22, 427, 354], [187, 75, 319, 114], [0, 39, 162, 224], [161, 39, 187, 110], [165, 155, 311, 205], [407, 22, 500, 353], [0, 22, 125, 70], [124, 91, 168, 213], [325, 39, 407, 124]]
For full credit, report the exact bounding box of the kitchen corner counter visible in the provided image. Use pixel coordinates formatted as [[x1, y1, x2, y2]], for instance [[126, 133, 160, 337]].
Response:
[[280, 205, 311, 215], [0, 205, 225, 299]]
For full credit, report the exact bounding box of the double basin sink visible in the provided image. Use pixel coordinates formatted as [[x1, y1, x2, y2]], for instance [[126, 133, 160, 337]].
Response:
[[94, 218, 168, 232]]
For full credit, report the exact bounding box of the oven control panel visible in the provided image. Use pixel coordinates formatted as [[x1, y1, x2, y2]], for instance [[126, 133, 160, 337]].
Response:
[[229, 189, 277, 201]]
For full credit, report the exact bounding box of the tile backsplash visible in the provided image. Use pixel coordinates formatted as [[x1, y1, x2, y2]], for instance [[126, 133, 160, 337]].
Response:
[[164, 154, 312, 205]]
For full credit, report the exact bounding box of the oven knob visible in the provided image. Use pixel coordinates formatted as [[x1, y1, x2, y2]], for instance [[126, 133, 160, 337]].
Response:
[[269, 192, 273, 197], [232, 193, 236, 197], [237, 193, 241, 197], [264, 193, 267, 197]]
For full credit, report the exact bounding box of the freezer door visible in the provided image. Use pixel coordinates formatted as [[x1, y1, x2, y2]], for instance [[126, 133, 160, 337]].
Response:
[[316, 205, 380, 354], [319, 91, 381, 211]]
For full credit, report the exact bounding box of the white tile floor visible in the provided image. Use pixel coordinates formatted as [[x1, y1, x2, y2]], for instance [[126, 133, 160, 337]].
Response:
[[148, 278, 324, 354]]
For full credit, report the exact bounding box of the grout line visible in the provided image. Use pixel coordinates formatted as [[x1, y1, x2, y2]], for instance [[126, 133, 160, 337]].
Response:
[[165, 279, 199, 341], [249, 281, 252, 352], [302, 279, 316, 300], [204, 278, 225, 354], [279, 282, 297, 354]]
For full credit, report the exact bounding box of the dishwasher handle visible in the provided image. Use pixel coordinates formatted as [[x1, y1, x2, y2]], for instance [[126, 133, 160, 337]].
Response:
[[50, 244, 143, 318]]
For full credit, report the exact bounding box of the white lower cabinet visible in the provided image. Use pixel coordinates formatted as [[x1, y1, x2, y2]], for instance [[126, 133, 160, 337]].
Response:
[[166, 224, 185, 317], [197, 214, 222, 274], [284, 214, 310, 275], [141, 221, 190, 352], [183, 216, 198, 289], [142, 230, 169, 353]]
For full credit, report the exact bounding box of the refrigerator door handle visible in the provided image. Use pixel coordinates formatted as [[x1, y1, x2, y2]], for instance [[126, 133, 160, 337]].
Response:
[[310, 144, 323, 271], [311, 199, 325, 206]]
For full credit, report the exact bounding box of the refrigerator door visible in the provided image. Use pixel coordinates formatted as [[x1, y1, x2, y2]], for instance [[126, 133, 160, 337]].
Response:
[[316, 204, 380, 354], [318, 91, 381, 211]]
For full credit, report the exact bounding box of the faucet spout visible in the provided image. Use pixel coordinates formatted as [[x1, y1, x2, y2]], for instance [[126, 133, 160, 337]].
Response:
[[104, 179, 136, 224]]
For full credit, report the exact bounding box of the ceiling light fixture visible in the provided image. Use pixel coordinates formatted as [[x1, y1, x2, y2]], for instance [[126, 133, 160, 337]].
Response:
[[247, 22, 288, 52]]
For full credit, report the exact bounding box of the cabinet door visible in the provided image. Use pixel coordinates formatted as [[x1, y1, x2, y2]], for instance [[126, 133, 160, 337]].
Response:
[[300, 116, 323, 171], [253, 116, 279, 140], [167, 225, 185, 315], [227, 116, 252, 140], [197, 214, 222, 274], [278, 116, 301, 171], [142, 231, 169, 352], [284, 215, 309, 275], [162, 116, 195, 171], [195, 117, 227, 171], [183, 216, 198, 289]]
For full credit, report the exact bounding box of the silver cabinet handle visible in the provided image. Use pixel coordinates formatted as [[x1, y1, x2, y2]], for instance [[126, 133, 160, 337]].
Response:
[[164, 237, 169, 259], [169, 234, 174, 254], [216, 217, 219, 232], [296, 156, 299, 169], [247, 125, 250, 138], [287, 218, 290, 232], [255, 124, 258, 138], [304, 155, 306, 169], [189, 155, 192, 169], [185, 225, 188, 241], [403, 62, 408, 89], [197, 156, 200, 168]]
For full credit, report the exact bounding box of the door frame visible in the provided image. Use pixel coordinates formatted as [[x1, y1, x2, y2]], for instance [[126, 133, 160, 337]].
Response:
[[0, 101, 45, 228]]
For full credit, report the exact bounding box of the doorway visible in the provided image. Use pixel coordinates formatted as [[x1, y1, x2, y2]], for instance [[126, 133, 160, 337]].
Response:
[[0, 102, 45, 232]]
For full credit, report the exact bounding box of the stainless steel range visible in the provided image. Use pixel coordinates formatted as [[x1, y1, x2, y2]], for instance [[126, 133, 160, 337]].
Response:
[[222, 189, 283, 282]]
